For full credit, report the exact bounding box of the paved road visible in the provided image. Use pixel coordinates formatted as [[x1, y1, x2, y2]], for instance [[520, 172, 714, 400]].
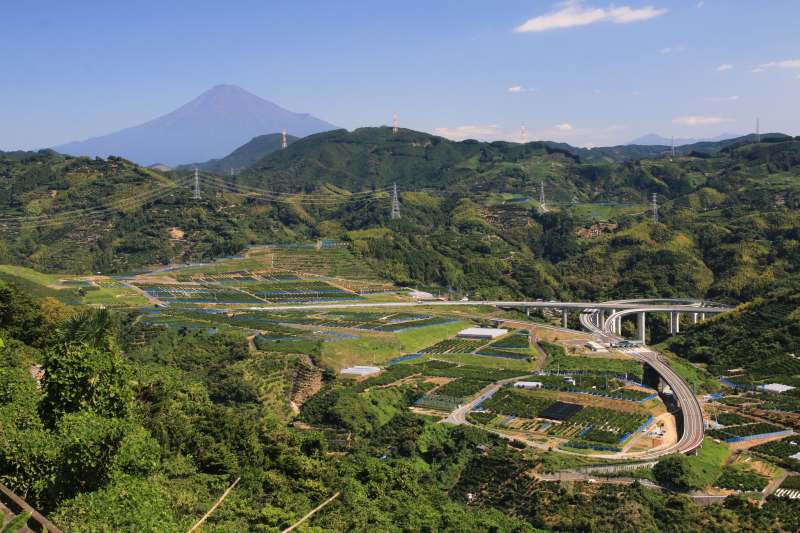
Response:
[[443, 374, 534, 425], [244, 300, 731, 314], [581, 303, 707, 456]]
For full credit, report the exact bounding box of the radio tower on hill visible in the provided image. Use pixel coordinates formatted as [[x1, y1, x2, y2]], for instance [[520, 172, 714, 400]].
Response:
[[392, 112, 398, 135], [193, 168, 201, 200], [651, 193, 659, 223], [281, 130, 288, 149], [391, 183, 401, 220]]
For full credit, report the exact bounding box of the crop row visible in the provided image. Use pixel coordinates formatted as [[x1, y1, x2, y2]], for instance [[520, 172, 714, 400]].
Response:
[[420, 339, 487, 354], [708, 422, 786, 440]]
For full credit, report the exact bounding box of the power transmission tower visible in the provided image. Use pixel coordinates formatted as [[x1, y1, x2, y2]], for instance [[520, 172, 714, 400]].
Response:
[[281, 130, 288, 149], [193, 168, 201, 200], [651, 193, 659, 223], [391, 183, 401, 220], [392, 112, 398, 135]]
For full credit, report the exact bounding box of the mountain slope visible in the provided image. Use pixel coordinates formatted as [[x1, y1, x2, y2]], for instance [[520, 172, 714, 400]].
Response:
[[628, 133, 741, 146], [182, 133, 298, 174], [55, 85, 337, 166]]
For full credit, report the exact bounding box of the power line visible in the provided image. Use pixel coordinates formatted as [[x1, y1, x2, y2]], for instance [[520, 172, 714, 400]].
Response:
[[651, 192, 659, 223], [193, 168, 201, 200], [391, 182, 401, 220]]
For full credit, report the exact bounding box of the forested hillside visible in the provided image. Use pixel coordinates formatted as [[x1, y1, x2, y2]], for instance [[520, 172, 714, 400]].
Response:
[[3, 133, 800, 304]]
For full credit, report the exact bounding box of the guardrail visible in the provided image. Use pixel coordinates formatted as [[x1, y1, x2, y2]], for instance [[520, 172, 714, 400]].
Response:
[[0, 483, 63, 533]]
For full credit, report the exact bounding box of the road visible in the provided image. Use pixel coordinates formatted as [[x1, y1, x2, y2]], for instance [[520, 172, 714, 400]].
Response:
[[580, 303, 707, 456], [443, 374, 534, 425], [244, 299, 730, 314]]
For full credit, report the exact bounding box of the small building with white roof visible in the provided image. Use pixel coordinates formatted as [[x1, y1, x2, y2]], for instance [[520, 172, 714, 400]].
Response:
[[761, 383, 796, 394], [514, 381, 543, 389], [457, 327, 508, 339], [340, 365, 381, 378]]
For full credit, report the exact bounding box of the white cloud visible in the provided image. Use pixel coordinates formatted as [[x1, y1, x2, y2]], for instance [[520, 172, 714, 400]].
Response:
[[432, 122, 627, 147], [716, 63, 733, 72], [697, 1, 704, 7], [759, 59, 800, 70], [752, 67, 764, 73], [660, 44, 686, 55], [705, 95, 739, 102], [433, 124, 502, 141], [508, 85, 537, 93], [514, 1, 667, 33], [672, 115, 733, 126]]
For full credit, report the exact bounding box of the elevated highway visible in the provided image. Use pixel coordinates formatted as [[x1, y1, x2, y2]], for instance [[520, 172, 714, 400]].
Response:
[[580, 299, 732, 456]]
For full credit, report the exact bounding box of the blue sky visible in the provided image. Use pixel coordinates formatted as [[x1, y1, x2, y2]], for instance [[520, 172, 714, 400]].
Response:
[[1, 0, 798, 149]]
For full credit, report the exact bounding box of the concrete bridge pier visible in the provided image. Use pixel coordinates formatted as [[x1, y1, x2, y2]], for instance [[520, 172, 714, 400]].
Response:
[[525, 307, 531, 317], [561, 309, 569, 328], [637, 312, 646, 344], [669, 312, 681, 335], [692, 312, 698, 324]]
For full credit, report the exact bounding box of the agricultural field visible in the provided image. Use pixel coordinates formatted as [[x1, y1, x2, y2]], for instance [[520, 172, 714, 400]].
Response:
[[541, 341, 643, 379], [707, 422, 788, 442], [420, 338, 487, 354]]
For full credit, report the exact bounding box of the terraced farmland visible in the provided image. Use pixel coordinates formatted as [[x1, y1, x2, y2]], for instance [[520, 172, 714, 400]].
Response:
[[420, 338, 487, 354]]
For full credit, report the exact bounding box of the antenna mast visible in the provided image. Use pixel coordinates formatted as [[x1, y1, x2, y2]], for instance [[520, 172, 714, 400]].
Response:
[[281, 130, 288, 149], [193, 168, 201, 200], [392, 112, 398, 135], [651, 193, 659, 223], [391, 183, 401, 220]]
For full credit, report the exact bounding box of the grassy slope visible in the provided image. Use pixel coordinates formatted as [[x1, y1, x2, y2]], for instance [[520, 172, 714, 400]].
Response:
[[686, 437, 731, 489], [320, 320, 469, 370]]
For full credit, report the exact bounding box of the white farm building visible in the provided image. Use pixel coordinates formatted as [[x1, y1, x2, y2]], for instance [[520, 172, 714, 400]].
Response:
[[340, 365, 381, 378], [457, 327, 508, 339], [514, 381, 543, 389]]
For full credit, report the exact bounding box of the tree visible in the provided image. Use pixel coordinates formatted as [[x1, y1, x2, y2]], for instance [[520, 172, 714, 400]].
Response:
[[653, 454, 693, 489], [40, 342, 133, 424]]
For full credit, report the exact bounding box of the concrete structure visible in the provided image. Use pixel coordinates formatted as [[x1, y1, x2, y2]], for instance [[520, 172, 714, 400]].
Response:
[[585, 341, 607, 352], [340, 365, 381, 377], [457, 327, 508, 339], [514, 381, 543, 389]]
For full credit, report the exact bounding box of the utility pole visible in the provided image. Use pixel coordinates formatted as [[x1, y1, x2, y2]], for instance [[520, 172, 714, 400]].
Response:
[[193, 168, 201, 200], [391, 182, 401, 220], [281, 130, 288, 149], [651, 193, 659, 223], [392, 112, 398, 135]]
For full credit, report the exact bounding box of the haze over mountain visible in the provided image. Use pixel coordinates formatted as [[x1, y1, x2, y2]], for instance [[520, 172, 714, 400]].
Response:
[[627, 133, 741, 146], [55, 85, 337, 166]]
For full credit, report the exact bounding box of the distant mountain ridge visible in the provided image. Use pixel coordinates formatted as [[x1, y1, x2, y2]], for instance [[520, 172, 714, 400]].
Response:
[[55, 85, 337, 166], [179, 133, 298, 174], [628, 133, 741, 146]]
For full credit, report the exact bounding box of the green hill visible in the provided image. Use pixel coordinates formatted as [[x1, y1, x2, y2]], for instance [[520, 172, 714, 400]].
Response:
[[2, 134, 800, 306], [180, 132, 298, 173]]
